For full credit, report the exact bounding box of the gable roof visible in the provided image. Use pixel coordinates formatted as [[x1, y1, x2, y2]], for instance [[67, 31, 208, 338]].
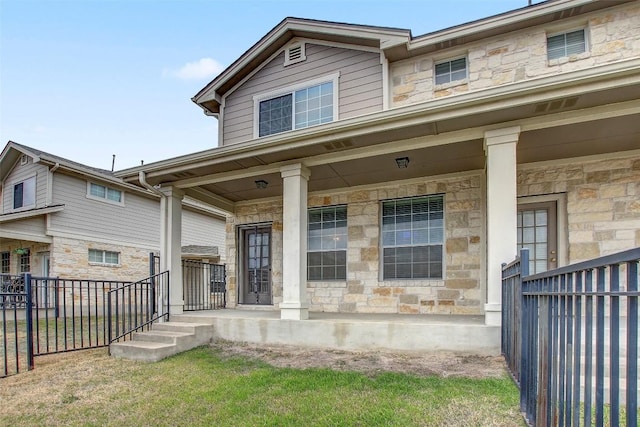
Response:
[[1, 140, 121, 185], [192, 0, 633, 115]]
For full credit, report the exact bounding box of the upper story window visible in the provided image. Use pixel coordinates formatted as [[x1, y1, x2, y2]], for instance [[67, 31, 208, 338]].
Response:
[[547, 29, 586, 60], [87, 182, 123, 205], [13, 176, 36, 210], [381, 195, 444, 280], [307, 205, 347, 281], [254, 73, 339, 138], [435, 57, 467, 85], [88, 249, 120, 266], [1, 251, 10, 274]]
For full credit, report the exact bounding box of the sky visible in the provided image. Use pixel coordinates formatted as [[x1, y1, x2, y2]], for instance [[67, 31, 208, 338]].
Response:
[[1, 0, 540, 171]]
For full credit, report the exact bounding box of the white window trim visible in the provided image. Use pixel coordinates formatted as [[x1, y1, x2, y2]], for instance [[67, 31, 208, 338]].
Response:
[[88, 249, 121, 267], [252, 72, 340, 139], [546, 27, 589, 62], [12, 174, 37, 212], [379, 194, 446, 281], [86, 181, 125, 206], [434, 56, 468, 89]]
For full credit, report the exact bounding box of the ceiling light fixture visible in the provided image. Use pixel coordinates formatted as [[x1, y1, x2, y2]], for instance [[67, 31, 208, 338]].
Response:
[[395, 157, 410, 169], [255, 179, 268, 189]]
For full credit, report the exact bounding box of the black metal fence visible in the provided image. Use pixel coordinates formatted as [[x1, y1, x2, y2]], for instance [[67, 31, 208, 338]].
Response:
[[1, 274, 34, 377], [107, 271, 169, 345], [502, 247, 639, 427], [1, 269, 169, 378], [182, 260, 226, 311]]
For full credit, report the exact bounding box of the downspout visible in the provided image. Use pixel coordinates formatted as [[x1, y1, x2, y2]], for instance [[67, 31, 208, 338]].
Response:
[[46, 163, 60, 206], [138, 170, 164, 197], [139, 170, 169, 319]]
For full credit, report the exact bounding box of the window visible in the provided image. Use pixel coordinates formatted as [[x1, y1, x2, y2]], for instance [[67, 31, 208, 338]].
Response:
[[88, 249, 120, 265], [382, 195, 444, 280], [19, 250, 30, 273], [435, 58, 467, 85], [13, 176, 36, 209], [307, 206, 347, 281], [547, 29, 586, 60], [88, 182, 123, 204], [1, 252, 9, 274], [255, 74, 338, 138]]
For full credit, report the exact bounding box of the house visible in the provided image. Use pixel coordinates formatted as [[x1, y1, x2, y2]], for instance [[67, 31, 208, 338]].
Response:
[[115, 0, 639, 351], [0, 141, 227, 281]]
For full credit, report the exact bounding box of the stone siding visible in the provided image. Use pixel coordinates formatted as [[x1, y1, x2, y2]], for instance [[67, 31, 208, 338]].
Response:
[[518, 153, 640, 263], [227, 173, 484, 315], [391, 3, 640, 107], [50, 237, 154, 281]]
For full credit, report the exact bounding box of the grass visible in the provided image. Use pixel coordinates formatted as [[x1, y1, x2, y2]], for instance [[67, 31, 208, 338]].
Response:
[[0, 346, 524, 426]]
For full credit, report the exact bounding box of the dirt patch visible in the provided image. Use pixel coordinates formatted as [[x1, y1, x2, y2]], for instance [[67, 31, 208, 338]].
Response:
[[210, 340, 509, 379]]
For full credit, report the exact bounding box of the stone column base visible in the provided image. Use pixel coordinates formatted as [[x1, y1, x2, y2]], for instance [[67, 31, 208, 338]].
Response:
[[280, 303, 309, 320], [484, 303, 502, 326]]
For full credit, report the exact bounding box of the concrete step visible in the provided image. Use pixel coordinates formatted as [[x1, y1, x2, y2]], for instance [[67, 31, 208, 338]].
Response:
[[109, 321, 214, 362]]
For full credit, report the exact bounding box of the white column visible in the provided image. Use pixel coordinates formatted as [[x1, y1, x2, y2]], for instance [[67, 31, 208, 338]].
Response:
[[484, 126, 520, 326], [160, 186, 184, 316], [280, 163, 310, 320]]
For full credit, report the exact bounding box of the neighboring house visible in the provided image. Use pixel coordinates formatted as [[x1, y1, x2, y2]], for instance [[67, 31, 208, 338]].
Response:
[[116, 0, 640, 325], [0, 141, 227, 281]]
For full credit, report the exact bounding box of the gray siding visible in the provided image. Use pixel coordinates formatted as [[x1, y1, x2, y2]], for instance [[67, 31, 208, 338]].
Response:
[[1, 216, 47, 237], [49, 173, 161, 246], [182, 210, 227, 262], [2, 158, 48, 213], [223, 43, 383, 145]]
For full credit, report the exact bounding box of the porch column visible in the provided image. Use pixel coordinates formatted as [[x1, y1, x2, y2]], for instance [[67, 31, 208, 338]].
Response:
[[160, 186, 184, 316], [484, 126, 520, 326], [280, 163, 310, 320]]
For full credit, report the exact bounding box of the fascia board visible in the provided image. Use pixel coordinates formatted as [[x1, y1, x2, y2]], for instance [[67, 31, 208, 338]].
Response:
[[409, 0, 599, 51]]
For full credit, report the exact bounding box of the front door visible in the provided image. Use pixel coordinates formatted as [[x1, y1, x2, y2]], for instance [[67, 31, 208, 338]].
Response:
[[240, 226, 272, 304], [517, 202, 557, 274]]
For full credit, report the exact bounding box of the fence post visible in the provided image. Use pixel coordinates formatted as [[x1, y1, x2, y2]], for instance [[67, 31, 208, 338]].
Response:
[[107, 291, 112, 355], [24, 273, 35, 371], [518, 248, 529, 417]]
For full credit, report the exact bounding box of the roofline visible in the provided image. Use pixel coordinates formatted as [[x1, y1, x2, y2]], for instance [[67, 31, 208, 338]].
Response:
[[191, 0, 624, 113], [191, 17, 411, 108]]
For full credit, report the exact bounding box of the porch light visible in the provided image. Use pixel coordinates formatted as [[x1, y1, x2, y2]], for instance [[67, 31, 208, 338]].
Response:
[[255, 179, 268, 189], [395, 157, 410, 169]]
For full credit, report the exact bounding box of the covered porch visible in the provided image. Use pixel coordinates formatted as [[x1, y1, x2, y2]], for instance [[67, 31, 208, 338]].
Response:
[[117, 58, 640, 333]]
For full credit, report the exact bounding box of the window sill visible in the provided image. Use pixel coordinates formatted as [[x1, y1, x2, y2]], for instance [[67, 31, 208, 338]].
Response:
[[434, 78, 469, 92], [88, 262, 121, 268], [379, 279, 445, 287], [307, 281, 347, 288]]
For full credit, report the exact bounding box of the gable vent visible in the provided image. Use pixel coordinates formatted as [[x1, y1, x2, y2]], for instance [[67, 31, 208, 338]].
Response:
[[323, 140, 353, 152], [20, 154, 28, 165], [284, 43, 306, 66], [534, 96, 579, 113]]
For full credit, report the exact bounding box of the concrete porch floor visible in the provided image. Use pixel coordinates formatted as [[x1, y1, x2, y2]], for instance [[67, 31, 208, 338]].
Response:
[[172, 310, 501, 355]]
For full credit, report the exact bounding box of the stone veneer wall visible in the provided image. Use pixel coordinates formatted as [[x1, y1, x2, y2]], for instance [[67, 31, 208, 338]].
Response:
[[226, 173, 484, 315], [0, 242, 50, 276], [50, 236, 154, 281], [391, 3, 640, 106], [518, 153, 640, 263]]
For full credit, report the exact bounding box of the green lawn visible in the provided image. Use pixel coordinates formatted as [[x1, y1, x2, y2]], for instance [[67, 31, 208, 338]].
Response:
[[0, 346, 523, 426]]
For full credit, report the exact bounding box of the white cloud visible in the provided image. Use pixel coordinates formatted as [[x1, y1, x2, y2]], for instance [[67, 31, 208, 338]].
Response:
[[163, 58, 224, 80]]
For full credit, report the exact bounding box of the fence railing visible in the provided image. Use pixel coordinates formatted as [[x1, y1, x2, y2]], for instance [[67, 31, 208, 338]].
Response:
[[107, 271, 169, 345], [1, 268, 169, 377], [502, 247, 639, 427], [182, 260, 226, 311], [1, 274, 34, 377]]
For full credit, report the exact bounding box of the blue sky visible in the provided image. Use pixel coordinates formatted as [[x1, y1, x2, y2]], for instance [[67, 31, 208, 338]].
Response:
[[1, 0, 537, 171]]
